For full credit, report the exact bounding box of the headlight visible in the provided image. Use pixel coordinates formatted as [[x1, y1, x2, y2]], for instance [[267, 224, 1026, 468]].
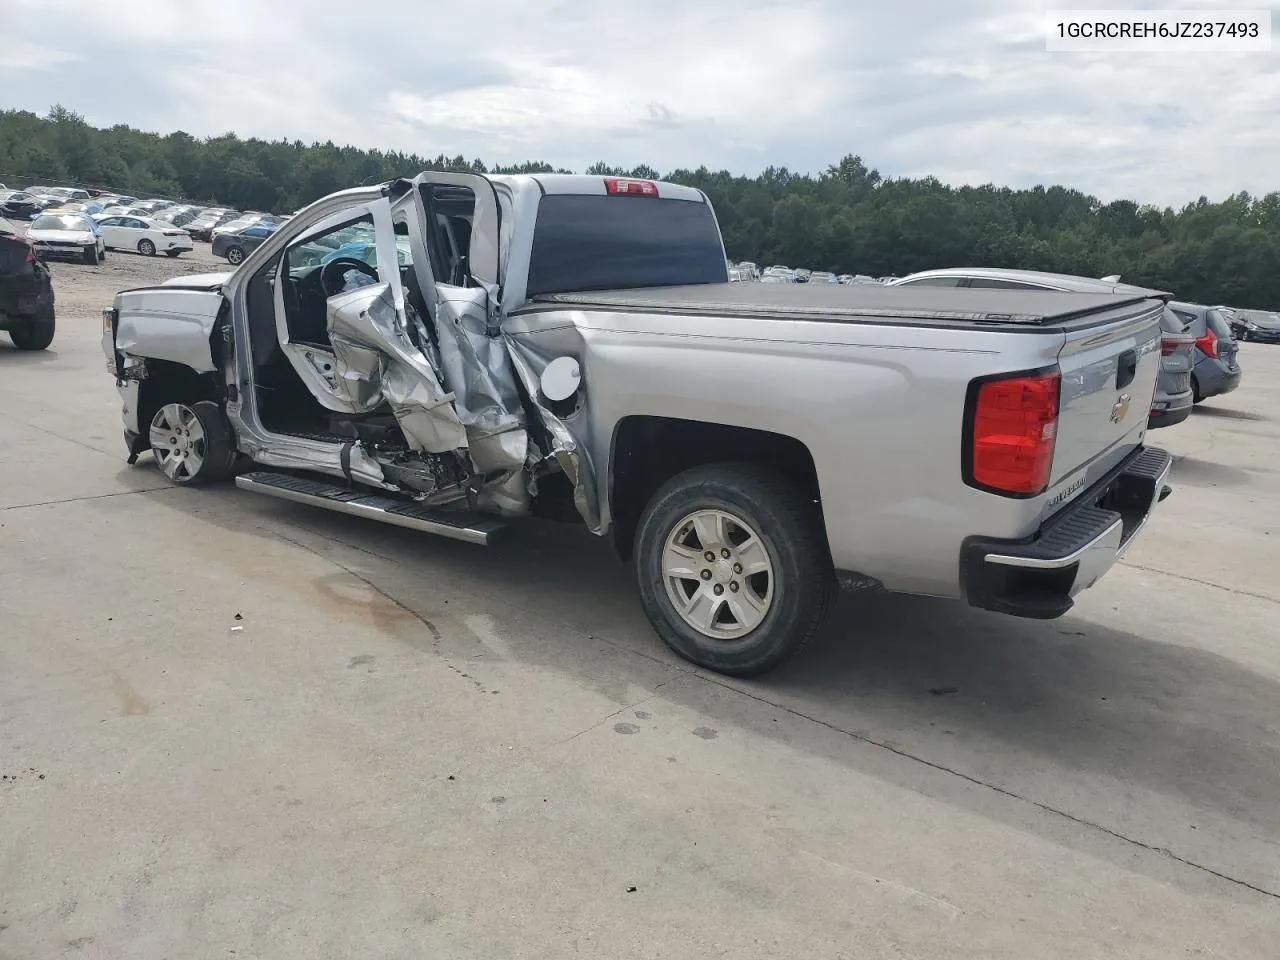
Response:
[[1245, 320, 1259, 330]]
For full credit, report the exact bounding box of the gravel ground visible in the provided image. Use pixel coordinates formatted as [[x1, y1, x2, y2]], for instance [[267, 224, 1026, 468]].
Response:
[[1, 249, 1278, 959]]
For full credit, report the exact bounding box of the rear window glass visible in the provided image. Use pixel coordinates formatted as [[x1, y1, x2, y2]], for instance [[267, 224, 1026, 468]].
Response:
[[526, 195, 727, 297], [1207, 309, 1234, 339]]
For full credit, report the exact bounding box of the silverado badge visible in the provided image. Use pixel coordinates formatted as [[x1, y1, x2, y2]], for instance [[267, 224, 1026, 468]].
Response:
[[1110, 393, 1131, 424]]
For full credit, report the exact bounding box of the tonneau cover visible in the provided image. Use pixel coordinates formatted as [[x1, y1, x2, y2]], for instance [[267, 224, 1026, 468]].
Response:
[[533, 282, 1159, 326]]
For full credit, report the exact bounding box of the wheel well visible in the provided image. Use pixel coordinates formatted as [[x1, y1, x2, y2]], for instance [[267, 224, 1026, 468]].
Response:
[[135, 360, 220, 447], [608, 416, 824, 561]]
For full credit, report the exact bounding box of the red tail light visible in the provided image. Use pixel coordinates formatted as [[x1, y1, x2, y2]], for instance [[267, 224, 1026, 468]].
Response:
[[965, 369, 1060, 496], [162, 230, 184, 236], [25, 246, 34, 263], [1195, 328, 1219, 359], [1160, 336, 1178, 355], [604, 177, 659, 197]]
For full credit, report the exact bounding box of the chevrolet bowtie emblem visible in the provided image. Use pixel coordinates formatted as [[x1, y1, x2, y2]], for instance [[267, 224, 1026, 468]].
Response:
[[1110, 393, 1131, 424]]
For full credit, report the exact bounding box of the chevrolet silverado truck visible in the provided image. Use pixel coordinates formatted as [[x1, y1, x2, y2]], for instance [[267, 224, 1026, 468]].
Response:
[[102, 173, 1172, 676]]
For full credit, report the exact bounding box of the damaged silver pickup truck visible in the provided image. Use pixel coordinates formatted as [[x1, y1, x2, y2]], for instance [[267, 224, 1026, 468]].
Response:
[[103, 172, 1173, 675]]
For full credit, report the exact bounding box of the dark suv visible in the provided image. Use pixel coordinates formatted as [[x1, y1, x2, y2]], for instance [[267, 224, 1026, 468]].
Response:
[[0, 218, 56, 350]]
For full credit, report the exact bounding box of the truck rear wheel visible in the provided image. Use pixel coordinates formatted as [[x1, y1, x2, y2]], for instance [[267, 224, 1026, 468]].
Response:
[[633, 463, 834, 676], [148, 400, 237, 485]]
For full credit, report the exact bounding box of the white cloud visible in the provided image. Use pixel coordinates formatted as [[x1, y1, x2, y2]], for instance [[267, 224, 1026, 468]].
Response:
[[1, 0, 1277, 206], [0, 40, 81, 71]]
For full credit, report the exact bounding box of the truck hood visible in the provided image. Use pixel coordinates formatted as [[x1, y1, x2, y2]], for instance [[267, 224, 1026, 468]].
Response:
[[161, 272, 232, 290]]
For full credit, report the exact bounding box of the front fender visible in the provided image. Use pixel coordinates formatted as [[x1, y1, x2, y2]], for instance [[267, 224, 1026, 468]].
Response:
[[113, 287, 226, 373]]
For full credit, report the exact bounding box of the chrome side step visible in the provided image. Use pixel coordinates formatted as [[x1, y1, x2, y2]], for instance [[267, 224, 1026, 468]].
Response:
[[235, 471, 506, 545]]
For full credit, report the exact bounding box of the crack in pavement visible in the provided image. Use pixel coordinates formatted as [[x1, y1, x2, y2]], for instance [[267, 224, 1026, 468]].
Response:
[[0, 485, 178, 512], [691, 671, 1280, 902], [1120, 560, 1279, 606], [267, 528, 443, 641], [0, 410, 127, 462], [222, 509, 1280, 902], [551, 679, 676, 746]]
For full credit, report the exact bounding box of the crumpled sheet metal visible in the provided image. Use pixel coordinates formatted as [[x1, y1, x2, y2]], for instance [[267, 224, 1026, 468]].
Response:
[[239, 430, 391, 489], [327, 337, 385, 410], [502, 324, 600, 533], [327, 285, 468, 453], [434, 285, 528, 476]]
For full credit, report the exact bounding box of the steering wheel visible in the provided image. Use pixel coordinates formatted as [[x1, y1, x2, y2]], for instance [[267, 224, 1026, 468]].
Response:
[[320, 257, 379, 297]]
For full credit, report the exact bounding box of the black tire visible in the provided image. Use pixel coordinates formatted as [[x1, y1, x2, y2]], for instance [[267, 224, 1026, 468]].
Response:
[[138, 238, 156, 256], [148, 400, 238, 486], [633, 463, 834, 676], [1191, 375, 1202, 404], [9, 313, 55, 350], [81, 245, 97, 265], [225, 246, 245, 265]]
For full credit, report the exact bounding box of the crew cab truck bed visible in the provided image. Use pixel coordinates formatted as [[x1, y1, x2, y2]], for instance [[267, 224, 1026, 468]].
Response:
[[102, 172, 1171, 677]]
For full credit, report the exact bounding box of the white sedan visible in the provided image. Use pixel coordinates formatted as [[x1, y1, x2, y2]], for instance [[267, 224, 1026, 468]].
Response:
[[27, 213, 107, 264], [93, 215, 194, 257]]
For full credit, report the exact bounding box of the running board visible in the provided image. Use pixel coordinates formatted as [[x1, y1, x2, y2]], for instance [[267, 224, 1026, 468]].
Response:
[[235, 471, 506, 545]]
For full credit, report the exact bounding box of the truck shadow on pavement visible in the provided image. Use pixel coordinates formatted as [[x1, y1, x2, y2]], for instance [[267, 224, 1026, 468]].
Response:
[[148, 475, 1280, 899], [1193, 405, 1269, 423], [0, 342, 60, 364]]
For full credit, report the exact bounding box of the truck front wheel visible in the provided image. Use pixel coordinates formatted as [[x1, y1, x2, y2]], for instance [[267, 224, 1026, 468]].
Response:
[[633, 463, 834, 676], [148, 400, 238, 485]]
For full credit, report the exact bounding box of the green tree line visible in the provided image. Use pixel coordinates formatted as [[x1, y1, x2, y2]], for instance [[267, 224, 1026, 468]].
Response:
[[3, 106, 1276, 308]]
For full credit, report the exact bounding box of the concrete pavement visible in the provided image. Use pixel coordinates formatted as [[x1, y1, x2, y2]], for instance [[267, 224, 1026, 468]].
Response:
[[1, 252, 1277, 958]]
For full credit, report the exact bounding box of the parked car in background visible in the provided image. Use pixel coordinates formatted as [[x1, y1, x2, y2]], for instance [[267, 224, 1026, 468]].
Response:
[[185, 208, 240, 241], [26, 213, 106, 265], [212, 222, 275, 264], [1169, 302, 1241, 403], [889, 268, 1198, 429], [809, 271, 838, 285], [27, 186, 90, 202], [793, 268, 811, 283], [0, 190, 45, 220], [1229, 308, 1280, 344], [99, 205, 156, 219], [0, 216, 56, 350], [93, 215, 194, 257], [213, 214, 282, 240], [135, 199, 176, 214], [155, 205, 204, 228]]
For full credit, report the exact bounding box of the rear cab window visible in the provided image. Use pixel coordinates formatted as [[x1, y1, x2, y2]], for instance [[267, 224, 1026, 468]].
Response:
[[896, 276, 964, 287], [966, 277, 1047, 290], [526, 194, 728, 297]]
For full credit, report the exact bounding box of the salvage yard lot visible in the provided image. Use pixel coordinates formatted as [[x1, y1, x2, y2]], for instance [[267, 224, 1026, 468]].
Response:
[[1, 250, 1277, 958]]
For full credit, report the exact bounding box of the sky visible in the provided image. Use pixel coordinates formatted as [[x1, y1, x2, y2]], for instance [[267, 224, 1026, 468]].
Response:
[[2, 0, 1276, 207]]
